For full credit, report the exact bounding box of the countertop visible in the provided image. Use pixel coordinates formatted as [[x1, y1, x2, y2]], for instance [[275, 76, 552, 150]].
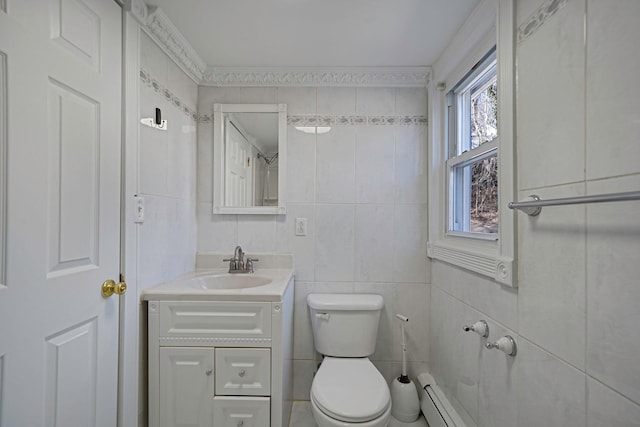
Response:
[[141, 268, 294, 302]]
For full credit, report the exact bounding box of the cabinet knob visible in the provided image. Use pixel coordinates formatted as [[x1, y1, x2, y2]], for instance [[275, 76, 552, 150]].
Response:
[[238, 369, 246, 377], [205, 369, 212, 376]]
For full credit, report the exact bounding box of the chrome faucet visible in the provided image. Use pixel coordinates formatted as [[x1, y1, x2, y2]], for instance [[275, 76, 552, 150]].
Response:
[[223, 246, 258, 273]]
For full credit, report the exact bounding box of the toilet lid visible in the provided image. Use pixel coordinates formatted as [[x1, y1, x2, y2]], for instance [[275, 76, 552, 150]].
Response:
[[311, 357, 390, 423]]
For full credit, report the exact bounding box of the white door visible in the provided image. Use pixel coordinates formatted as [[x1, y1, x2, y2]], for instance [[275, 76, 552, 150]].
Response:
[[0, 1, 122, 426], [225, 118, 252, 207]]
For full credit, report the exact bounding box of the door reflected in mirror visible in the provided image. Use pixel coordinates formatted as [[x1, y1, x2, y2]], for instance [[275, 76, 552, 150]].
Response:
[[213, 104, 287, 215]]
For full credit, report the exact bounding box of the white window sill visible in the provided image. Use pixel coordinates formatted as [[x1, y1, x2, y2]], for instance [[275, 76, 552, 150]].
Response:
[[427, 239, 515, 287]]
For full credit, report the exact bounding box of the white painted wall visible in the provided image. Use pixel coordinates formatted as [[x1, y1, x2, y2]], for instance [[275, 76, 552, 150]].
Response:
[[430, 1, 640, 426], [196, 86, 431, 400]]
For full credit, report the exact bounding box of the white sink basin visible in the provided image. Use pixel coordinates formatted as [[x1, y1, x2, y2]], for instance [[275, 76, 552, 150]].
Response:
[[189, 274, 272, 290]]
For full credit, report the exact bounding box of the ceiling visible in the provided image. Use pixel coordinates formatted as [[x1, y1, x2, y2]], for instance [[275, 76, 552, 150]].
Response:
[[145, 0, 480, 68]]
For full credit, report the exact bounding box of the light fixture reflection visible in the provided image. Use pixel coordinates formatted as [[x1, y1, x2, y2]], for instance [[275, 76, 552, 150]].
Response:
[[295, 126, 331, 134]]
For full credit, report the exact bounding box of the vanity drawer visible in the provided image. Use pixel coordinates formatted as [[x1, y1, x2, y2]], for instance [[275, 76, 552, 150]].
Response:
[[159, 301, 272, 339], [213, 396, 270, 427], [215, 348, 271, 396]]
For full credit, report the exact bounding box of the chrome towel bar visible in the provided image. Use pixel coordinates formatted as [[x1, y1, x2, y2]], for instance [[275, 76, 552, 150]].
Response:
[[508, 191, 640, 216]]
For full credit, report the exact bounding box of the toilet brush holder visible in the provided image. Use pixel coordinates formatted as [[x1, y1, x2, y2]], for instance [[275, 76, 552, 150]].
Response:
[[391, 314, 420, 423], [391, 376, 420, 422]]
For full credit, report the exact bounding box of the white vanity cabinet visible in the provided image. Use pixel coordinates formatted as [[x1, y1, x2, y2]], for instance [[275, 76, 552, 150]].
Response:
[[147, 276, 294, 427]]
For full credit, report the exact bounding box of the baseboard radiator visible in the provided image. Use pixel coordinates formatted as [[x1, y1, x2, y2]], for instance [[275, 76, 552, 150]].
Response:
[[416, 373, 470, 427]]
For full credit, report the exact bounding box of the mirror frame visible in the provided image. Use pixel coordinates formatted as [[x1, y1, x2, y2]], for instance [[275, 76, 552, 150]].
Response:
[[213, 103, 287, 215]]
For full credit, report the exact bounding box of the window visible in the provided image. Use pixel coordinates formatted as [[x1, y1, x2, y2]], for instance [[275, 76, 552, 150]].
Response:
[[427, 0, 516, 287], [447, 50, 498, 238]]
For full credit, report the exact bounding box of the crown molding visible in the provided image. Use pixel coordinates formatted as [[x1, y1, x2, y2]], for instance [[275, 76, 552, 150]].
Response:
[[137, 5, 207, 83], [125, 3, 431, 87], [202, 66, 431, 87]]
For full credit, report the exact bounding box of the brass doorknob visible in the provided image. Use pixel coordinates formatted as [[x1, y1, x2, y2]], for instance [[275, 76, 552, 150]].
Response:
[[102, 279, 127, 297]]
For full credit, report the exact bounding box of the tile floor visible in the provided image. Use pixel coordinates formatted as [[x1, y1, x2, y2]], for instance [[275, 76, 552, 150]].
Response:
[[289, 402, 317, 427], [288, 401, 431, 427]]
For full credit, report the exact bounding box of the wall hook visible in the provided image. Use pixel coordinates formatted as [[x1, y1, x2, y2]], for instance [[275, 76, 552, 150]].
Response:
[[141, 107, 167, 130], [463, 320, 489, 338]]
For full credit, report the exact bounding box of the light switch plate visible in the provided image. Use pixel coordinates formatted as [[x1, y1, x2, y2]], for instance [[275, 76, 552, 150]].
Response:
[[295, 218, 307, 236], [134, 195, 145, 223]]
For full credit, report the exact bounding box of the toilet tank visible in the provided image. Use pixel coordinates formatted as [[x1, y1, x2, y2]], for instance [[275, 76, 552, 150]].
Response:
[[307, 293, 384, 357]]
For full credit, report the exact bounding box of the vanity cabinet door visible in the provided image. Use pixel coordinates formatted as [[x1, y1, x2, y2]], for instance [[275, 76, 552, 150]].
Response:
[[159, 347, 214, 427]]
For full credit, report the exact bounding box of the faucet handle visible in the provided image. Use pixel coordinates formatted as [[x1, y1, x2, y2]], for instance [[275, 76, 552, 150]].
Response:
[[245, 258, 259, 273], [223, 257, 238, 271], [485, 335, 517, 356], [463, 320, 489, 338]]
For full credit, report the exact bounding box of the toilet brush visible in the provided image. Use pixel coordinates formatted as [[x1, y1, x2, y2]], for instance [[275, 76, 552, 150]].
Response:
[[390, 314, 421, 423]]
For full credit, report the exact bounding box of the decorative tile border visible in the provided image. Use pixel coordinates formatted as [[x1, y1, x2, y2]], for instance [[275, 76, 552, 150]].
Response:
[[518, 0, 569, 43], [140, 69, 198, 122], [287, 115, 427, 126], [198, 114, 427, 126]]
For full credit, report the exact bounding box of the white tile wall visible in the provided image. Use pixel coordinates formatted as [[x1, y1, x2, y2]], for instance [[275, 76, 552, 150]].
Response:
[[278, 87, 317, 115], [276, 205, 316, 282], [196, 86, 430, 402], [429, 1, 640, 426], [586, 175, 640, 404], [517, 0, 586, 190], [432, 261, 518, 331], [585, 0, 640, 180], [138, 32, 197, 292], [314, 204, 355, 282], [518, 183, 586, 369], [430, 287, 481, 423], [286, 129, 316, 204], [356, 87, 395, 115], [316, 87, 356, 115], [355, 126, 395, 204], [392, 204, 428, 283], [354, 205, 394, 282], [315, 126, 356, 203], [515, 340, 586, 427], [587, 379, 640, 427], [478, 321, 517, 427], [394, 126, 428, 204]]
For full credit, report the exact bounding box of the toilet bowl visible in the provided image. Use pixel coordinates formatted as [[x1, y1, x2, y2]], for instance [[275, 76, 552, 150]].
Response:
[[307, 294, 390, 427], [310, 357, 391, 427]]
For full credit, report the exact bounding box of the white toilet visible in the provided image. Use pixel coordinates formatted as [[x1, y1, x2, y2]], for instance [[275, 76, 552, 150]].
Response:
[[307, 293, 391, 427]]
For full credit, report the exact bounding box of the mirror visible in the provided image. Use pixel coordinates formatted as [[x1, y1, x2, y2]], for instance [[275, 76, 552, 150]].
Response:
[[213, 103, 287, 214]]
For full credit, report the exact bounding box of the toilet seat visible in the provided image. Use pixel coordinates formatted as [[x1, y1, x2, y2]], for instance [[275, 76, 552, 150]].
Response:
[[311, 357, 390, 423]]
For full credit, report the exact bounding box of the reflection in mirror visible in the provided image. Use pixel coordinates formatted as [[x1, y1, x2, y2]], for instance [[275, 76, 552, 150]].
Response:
[[213, 104, 287, 215]]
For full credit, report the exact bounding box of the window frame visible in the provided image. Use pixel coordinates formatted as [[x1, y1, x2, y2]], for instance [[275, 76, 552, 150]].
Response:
[[427, 0, 517, 287], [447, 50, 498, 239]]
